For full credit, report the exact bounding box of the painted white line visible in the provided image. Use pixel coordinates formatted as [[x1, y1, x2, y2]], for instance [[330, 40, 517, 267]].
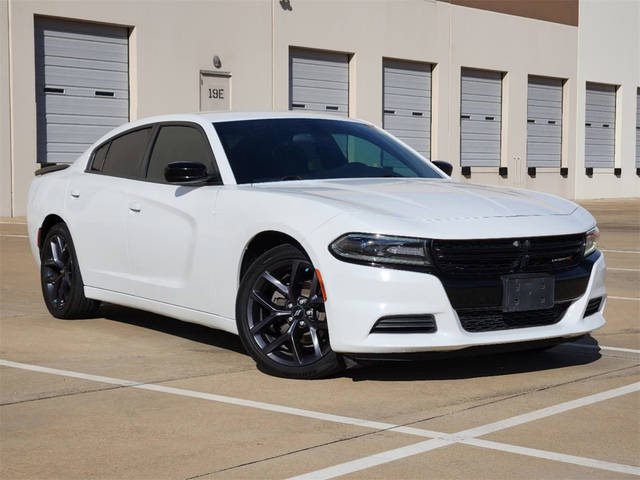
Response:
[[602, 249, 640, 254], [608, 296, 640, 301], [567, 343, 640, 354], [464, 438, 640, 477], [608, 267, 640, 272], [3, 359, 639, 479], [453, 381, 640, 439], [290, 382, 640, 479], [0, 221, 26, 225], [0, 234, 28, 238], [0, 359, 140, 387], [287, 438, 454, 480], [0, 359, 439, 438]]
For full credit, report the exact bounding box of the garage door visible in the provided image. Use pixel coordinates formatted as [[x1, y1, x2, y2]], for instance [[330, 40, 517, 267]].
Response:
[[585, 82, 616, 169], [382, 60, 431, 158], [35, 17, 129, 164], [289, 49, 348, 117], [460, 68, 502, 167], [527, 76, 563, 168]]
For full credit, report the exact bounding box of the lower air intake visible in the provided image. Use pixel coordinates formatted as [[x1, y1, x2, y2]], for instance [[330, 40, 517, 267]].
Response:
[[457, 302, 572, 333], [370, 315, 437, 334], [584, 297, 603, 317]]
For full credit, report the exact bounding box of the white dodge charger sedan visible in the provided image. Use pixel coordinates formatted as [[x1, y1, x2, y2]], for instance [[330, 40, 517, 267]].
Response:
[[27, 112, 606, 378]]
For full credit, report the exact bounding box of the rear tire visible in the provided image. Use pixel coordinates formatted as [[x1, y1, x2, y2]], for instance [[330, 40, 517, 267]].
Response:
[[236, 244, 344, 379], [40, 223, 99, 319]]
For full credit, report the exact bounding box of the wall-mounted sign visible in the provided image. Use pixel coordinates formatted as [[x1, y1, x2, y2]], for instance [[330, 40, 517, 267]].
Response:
[[200, 71, 231, 111]]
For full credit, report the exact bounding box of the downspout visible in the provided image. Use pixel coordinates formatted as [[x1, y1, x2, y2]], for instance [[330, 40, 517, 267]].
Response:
[[271, 0, 275, 110], [6, 0, 14, 216]]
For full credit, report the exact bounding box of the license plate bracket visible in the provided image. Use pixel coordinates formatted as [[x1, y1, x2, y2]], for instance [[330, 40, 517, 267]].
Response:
[[501, 274, 555, 312]]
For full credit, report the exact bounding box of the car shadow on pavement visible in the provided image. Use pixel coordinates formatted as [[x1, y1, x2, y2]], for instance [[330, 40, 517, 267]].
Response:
[[85, 304, 603, 382], [345, 341, 602, 382], [98, 303, 247, 355]]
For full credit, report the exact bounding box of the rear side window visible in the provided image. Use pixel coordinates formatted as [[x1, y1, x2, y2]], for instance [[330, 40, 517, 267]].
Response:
[[101, 128, 152, 178], [91, 142, 110, 172], [146, 125, 215, 183]]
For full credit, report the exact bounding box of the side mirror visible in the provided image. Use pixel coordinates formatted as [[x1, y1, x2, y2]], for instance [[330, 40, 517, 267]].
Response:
[[164, 162, 209, 184], [432, 161, 453, 176]]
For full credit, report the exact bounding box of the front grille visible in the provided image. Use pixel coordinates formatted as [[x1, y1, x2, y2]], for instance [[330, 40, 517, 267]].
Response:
[[584, 297, 603, 317], [432, 234, 585, 278], [457, 302, 571, 333], [370, 315, 437, 334]]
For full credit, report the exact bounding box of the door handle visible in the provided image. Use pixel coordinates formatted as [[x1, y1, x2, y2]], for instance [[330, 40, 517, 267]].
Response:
[[70, 190, 80, 198], [128, 202, 141, 213]]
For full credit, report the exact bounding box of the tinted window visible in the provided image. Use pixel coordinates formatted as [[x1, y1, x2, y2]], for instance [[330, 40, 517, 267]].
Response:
[[91, 142, 110, 172], [213, 119, 442, 184], [146, 125, 214, 183], [101, 128, 152, 178]]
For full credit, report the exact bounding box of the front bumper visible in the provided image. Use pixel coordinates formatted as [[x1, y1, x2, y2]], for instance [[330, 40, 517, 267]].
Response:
[[322, 251, 606, 354]]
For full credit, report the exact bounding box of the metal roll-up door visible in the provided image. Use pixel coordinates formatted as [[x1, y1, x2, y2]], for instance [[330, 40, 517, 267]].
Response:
[[289, 49, 348, 117], [460, 68, 502, 167], [585, 83, 616, 169], [35, 17, 129, 164], [382, 60, 431, 158], [527, 76, 563, 168]]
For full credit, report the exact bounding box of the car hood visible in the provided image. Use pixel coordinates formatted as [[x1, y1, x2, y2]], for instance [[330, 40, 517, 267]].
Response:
[[251, 178, 577, 221]]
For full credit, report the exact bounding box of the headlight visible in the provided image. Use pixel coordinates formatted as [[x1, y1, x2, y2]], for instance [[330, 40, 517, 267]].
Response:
[[584, 226, 600, 256], [329, 233, 432, 267]]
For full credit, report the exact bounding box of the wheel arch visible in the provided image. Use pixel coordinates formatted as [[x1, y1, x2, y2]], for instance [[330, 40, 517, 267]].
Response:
[[38, 214, 66, 249], [239, 230, 308, 285]]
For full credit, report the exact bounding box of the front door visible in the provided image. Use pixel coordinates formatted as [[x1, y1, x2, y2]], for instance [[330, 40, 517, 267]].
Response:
[[126, 123, 222, 310]]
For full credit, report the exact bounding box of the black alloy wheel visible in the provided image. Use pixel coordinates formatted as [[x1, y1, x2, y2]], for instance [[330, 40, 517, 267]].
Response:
[[40, 223, 99, 318], [237, 245, 343, 378], [42, 232, 73, 310]]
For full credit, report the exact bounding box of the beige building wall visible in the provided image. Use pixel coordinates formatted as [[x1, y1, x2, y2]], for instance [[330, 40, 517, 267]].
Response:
[[574, 0, 640, 199], [447, 4, 577, 197], [1, 0, 11, 217], [7, 0, 273, 216], [273, 1, 578, 197], [2, 0, 637, 216]]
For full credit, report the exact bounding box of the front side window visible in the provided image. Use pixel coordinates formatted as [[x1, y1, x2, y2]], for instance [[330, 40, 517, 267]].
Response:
[[146, 125, 215, 183], [213, 118, 443, 184], [100, 128, 152, 178]]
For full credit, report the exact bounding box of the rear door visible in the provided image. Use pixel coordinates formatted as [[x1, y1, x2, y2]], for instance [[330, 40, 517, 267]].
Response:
[[126, 123, 222, 310], [66, 127, 152, 293]]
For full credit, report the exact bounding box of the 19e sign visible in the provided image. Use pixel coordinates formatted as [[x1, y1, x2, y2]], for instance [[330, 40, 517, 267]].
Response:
[[208, 88, 224, 99]]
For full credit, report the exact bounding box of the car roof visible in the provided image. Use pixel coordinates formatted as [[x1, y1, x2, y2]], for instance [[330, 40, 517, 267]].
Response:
[[121, 111, 371, 130]]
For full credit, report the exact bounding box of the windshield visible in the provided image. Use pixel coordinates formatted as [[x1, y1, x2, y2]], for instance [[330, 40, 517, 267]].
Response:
[[213, 118, 444, 184]]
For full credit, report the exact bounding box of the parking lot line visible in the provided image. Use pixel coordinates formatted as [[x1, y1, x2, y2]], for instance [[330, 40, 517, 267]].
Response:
[[2, 358, 639, 479], [567, 343, 640, 354], [608, 267, 640, 272], [608, 295, 640, 301], [0, 234, 29, 238], [601, 249, 640, 254], [289, 382, 640, 479], [287, 438, 456, 480], [0, 359, 439, 438], [462, 438, 640, 477]]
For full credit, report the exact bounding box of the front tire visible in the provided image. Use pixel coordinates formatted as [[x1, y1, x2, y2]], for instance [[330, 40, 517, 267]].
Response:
[[40, 223, 99, 319], [236, 244, 343, 379]]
